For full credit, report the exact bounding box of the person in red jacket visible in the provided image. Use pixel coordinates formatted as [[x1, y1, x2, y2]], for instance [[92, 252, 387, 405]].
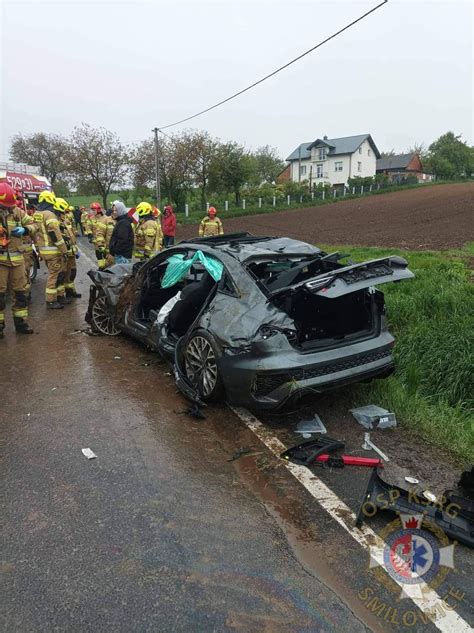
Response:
[[162, 205, 177, 247]]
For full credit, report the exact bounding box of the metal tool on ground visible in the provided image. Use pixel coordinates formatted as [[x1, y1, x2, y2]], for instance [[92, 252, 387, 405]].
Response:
[[356, 467, 474, 548], [295, 413, 327, 437], [362, 432, 390, 462], [281, 436, 383, 469], [350, 404, 397, 429]]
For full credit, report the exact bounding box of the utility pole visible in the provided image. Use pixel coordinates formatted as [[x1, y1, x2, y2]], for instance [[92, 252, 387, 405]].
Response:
[[153, 127, 161, 207]]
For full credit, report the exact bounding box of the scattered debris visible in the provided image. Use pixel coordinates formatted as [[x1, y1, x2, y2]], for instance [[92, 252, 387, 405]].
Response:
[[114, 356, 121, 360], [404, 476, 420, 485], [281, 436, 382, 469], [184, 403, 206, 419], [51, 387, 57, 391], [295, 414, 327, 437], [422, 490, 437, 503], [361, 432, 390, 462], [81, 448, 97, 460], [141, 362, 150, 367], [27, 413, 31, 417], [227, 447, 263, 462], [164, 371, 172, 377], [350, 405, 397, 430], [356, 468, 474, 548]]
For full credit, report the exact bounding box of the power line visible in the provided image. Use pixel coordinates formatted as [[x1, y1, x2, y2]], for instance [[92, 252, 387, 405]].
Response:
[[157, 1, 388, 130]]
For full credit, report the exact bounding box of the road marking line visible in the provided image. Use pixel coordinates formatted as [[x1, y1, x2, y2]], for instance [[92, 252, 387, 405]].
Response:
[[231, 406, 471, 633]]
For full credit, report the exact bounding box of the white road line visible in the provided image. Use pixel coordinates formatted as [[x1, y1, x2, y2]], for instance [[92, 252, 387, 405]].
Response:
[[231, 406, 471, 633]]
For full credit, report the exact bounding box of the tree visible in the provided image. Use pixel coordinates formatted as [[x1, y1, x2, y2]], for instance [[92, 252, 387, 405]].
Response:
[[406, 142, 427, 157], [210, 142, 253, 204], [10, 132, 69, 185], [252, 145, 285, 184], [380, 149, 396, 158], [185, 131, 218, 210], [67, 124, 130, 209], [425, 132, 473, 179]]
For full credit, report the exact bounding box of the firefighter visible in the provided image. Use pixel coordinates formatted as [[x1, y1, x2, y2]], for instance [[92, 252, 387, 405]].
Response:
[[134, 202, 163, 259], [34, 190, 68, 309], [91, 201, 115, 269], [199, 206, 224, 237], [55, 198, 81, 298], [81, 206, 92, 240], [66, 205, 78, 235], [0, 183, 37, 336]]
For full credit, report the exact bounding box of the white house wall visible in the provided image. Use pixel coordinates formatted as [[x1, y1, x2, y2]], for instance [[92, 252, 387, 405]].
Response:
[[351, 139, 377, 178]]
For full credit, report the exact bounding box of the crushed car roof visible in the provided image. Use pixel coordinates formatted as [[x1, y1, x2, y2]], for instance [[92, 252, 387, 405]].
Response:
[[181, 233, 321, 262]]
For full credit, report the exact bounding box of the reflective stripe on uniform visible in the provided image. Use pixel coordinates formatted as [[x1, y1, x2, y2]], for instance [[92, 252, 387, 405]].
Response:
[[46, 288, 57, 295], [39, 247, 61, 254], [0, 252, 24, 263], [13, 308, 28, 318], [0, 313, 5, 322]]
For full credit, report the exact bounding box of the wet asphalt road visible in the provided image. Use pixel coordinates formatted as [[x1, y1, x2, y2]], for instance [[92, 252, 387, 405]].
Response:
[[2, 241, 473, 632]]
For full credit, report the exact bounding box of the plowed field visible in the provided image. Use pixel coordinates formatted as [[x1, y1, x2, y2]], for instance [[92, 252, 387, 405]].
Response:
[[179, 182, 474, 249]]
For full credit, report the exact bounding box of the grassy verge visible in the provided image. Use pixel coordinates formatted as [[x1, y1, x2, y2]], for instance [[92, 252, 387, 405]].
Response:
[[318, 242, 473, 461]]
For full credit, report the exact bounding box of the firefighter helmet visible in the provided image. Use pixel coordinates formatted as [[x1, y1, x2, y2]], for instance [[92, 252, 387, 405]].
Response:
[[152, 206, 161, 217], [54, 197, 69, 213], [0, 182, 17, 208], [38, 190, 56, 206], [208, 206, 217, 216], [136, 202, 153, 216], [90, 201, 102, 212]]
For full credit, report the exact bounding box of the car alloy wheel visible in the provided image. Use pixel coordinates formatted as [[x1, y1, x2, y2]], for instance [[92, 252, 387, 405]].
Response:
[[184, 335, 218, 397], [91, 295, 120, 336]]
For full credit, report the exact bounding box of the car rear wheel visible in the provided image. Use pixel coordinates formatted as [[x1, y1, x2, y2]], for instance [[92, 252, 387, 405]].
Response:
[[91, 294, 121, 336], [184, 330, 224, 401]]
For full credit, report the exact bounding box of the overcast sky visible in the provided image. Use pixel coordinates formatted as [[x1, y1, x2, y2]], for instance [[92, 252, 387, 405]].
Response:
[[1, 0, 472, 161]]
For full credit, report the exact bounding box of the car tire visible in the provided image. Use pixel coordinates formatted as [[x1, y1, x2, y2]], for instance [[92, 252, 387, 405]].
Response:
[[90, 293, 121, 336], [183, 329, 225, 402], [29, 257, 38, 283]]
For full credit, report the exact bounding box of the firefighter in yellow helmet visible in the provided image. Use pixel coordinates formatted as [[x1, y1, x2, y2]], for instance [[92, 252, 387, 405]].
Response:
[[34, 190, 68, 309], [81, 206, 93, 240], [199, 206, 223, 237], [0, 183, 38, 336], [66, 204, 78, 235], [134, 202, 163, 259], [90, 201, 115, 269], [55, 198, 81, 299]]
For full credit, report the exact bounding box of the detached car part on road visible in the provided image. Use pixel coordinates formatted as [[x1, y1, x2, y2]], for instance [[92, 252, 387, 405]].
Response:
[[86, 233, 414, 410]]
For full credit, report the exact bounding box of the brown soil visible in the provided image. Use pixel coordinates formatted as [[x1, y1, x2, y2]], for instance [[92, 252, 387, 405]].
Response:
[[179, 182, 474, 250]]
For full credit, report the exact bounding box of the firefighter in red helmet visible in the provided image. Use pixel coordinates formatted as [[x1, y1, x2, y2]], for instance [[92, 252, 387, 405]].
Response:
[[199, 206, 223, 237], [0, 183, 37, 336]]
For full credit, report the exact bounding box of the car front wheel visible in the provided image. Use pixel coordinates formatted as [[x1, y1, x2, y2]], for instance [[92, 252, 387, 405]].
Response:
[[183, 330, 224, 401], [91, 294, 121, 336]]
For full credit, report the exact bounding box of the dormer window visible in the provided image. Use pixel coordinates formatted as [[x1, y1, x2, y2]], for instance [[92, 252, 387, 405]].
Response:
[[318, 148, 327, 160], [358, 147, 362, 154]]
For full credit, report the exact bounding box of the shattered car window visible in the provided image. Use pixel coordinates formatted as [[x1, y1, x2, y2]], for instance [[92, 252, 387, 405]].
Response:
[[246, 255, 323, 292], [161, 250, 224, 288]]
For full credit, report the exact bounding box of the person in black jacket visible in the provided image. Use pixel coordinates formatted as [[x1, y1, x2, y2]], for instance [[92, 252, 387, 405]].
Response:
[[109, 201, 134, 263]]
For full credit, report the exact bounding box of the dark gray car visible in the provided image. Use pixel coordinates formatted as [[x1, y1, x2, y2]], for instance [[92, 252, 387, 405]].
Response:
[[86, 233, 414, 410]]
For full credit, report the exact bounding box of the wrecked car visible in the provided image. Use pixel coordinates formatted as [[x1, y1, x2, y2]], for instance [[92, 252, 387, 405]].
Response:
[[85, 233, 414, 409]]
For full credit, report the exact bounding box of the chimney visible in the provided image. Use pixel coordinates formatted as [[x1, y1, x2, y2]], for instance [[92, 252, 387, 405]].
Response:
[[323, 135, 328, 140]]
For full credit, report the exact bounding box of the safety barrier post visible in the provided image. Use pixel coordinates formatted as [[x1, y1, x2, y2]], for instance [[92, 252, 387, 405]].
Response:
[[352, 187, 355, 194], [322, 190, 325, 200], [242, 199, 246, 210], [272, 196, 276, 207], [185, 204, 189, 218], [343, 187, 346, 196], [311, 192, 314, 201], [369, 184, 373, 192], [287, 195, 291, 206], [361, 186, 364, 194], [258, 197, 262, 208], [206, 202, 210, 212], [333, 189, 337, 199], [225, 200, 229, 211]]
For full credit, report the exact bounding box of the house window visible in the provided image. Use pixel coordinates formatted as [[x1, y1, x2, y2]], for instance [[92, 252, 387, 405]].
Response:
[[335, 161, 343, 172], [318, 148, 327, 160], [316, 163, 323, 178], [300, 165, 307, 176], [358, 147, 362, 154], [357, 161, 362, 172], [368, 149, 371, 156]]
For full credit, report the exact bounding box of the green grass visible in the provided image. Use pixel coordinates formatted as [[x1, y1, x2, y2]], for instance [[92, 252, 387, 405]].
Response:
[[319, 242, 473, 461]]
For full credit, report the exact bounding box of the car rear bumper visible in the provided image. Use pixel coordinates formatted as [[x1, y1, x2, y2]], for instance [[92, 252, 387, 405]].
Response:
[[221, 332, 395, 410]]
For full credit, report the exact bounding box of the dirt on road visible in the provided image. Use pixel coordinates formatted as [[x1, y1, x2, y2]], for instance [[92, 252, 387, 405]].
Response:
[[179, 182, 474, 250]]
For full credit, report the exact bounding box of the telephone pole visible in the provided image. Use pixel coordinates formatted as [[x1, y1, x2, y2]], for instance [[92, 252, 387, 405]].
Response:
[[152, 127, 161, 207]]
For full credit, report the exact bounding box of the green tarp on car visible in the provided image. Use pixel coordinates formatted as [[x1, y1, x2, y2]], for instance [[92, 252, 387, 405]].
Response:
[[161, 250, 224, 288]]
